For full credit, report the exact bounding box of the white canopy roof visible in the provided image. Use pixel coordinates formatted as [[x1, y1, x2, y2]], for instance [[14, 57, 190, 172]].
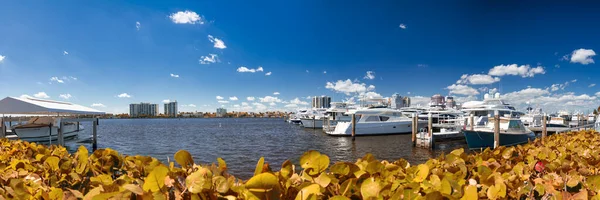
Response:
[[0, 96, 105, 115]]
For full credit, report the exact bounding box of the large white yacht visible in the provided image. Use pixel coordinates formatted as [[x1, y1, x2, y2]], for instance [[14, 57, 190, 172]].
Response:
[[326, 108, 426, 136], [595, 116, 600, 132], [520, 106, 543, 127], [299, 108, 327, 128]]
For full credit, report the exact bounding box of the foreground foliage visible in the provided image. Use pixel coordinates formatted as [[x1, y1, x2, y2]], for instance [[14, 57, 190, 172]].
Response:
[[0, 131, 599, 199]]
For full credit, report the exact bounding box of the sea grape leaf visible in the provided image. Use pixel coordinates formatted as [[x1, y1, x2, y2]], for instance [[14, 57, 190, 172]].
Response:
[[329, 195, 350, 200], [174, 150, 194, 168], [213, 176, 230, 194], [123, 184, 143, 195], [186, 167, 213, 194], [246, 173, 281, 199], [502, 147, 514, 159], [254, 157, 264, 176], [280, 160, 294, 179], [217, 157, 227, 171], [461, 185, 477, 200], [361, 177, 381, 199], [300, 150, 330, 175], [45, 156, 60, 171], [76, 146, 88, 174], [366, 161, 385, 175], [143, 165, 169, 193], [295, 184, 321, 200], [48, 187, 63, 200], [314, 172, 331, 188], [413, 164, 429, 183]]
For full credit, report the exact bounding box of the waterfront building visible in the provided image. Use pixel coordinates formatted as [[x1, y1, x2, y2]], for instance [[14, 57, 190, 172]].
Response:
[[312, 96, 331, 108], [216, 108, 227, 117], [430, 94, 445, 107], [402, 97, 411, 107], [129, 102, 159, 117], [164, 101, 178, 117], [390, 93, 404, 109], [446, 96, 456, 108]]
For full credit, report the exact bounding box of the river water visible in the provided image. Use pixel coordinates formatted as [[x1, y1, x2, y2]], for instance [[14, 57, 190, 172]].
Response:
[[67, 118, 467, 179]]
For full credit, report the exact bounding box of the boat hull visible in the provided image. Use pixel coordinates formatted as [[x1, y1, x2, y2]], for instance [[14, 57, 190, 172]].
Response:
[[326, 121, 426, 136], [462, 130, 536, 149], [300, 118, 324, 128], [12, 124, 83, 142]]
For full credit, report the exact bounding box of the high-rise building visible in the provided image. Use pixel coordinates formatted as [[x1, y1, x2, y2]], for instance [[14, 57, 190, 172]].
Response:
[[430, 94, 445, 107], [390, 93, 404, 109], [216, 108, 227, 118], [129, 102, 159, 117], [164, 101, 178, 117], [311, 96, 331, 108], [446, 96, 456, 108], [402, 97, 411, 107]]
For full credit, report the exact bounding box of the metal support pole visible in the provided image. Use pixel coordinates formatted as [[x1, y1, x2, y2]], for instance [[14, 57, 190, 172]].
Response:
[[494, 110, 500, 149], [92, 118, 98, 151], [351, 114, 356, 141], [542, 114, 547, 139]]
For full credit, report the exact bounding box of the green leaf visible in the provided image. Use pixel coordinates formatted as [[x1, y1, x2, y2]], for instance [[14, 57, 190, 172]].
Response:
[[295, 184, 322, 200], [143, 165, 169, 193], [360, 177, 381, 199], [174, 150, 194, 168], [213, 176, 230, 194], [254, 157, 265, 176], [366, 161, 385, 175], [245, 173, 281, 199]]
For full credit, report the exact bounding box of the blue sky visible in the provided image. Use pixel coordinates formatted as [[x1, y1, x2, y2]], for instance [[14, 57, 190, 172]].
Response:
[[1, 1, 599, 114]]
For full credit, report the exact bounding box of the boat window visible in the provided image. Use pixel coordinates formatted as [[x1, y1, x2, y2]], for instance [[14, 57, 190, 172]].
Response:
[[508, 120, 527, 132], [365, 116, 380, 122], [379, 116, 390, 121]]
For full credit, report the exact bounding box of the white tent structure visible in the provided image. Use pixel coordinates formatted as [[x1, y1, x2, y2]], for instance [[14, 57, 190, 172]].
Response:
[[0, 96, 105, 115]]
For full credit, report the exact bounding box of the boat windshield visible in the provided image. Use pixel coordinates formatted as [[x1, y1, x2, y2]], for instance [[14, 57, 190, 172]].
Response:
[[507, 120, 528, 132]]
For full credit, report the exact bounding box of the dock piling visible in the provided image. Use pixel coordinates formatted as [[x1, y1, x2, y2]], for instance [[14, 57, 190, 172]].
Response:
[[493, 110, 500, 149], [351, 114, 356, 141], [469, 114, 474, 131], [542, 114, 547, 139], [93, 118, 98, 151], [1, 117, 5, 138], [411, 114, 417, 147], [427, 112, 433, 149], [57, 121, 64, 146]]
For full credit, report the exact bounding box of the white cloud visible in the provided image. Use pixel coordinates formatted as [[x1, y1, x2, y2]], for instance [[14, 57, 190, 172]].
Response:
[[136, 21, 141, 31], [216, 96, 224, 100], [488, 64, 546, 77], [323, 71, 327, 74], [571, 79, 577, 83], [63, 51, 69, 55], [162, 99, 171, 103], [285, 104, 298, 108], [446, 84, 479, 96], [237, 66, 264, 73], [229, 96, 238, 101], [570, 48, 596, 65], [290, 98, 309, 105], [589, 83, 596, 88], [246, 96, 255, 101], [208, 35, 227, 49], [269, 102, 276, 106], [456, 74, 500, 85], [241, 102, 249, 106], [34, 92, 50, 99], [362, 91, 383, 99], [502, 88, 550, 105], [0, 55, 5, 63], [273, 92, 280, 95], [218, 100, 229, 104], [259, 96, 282, 103], [169, 11, 203, 24], [170, 73, 180, 78], [117, 93, 131, 98], [199, 54, 219, 65], [253, 102, 267, 111], [50, 77, 64, 83], [185, 104, 197, 107], [596, 92, 600, 97], [363, 71, 375, 80], [91, 103, 106, 108], [325, 79, 372, 95], [399, 24, 407, 29], [265, 72, 272, 76], [306, 70, 309, 73], [59, 94, 72, 100], [550, 81, 570, 92]]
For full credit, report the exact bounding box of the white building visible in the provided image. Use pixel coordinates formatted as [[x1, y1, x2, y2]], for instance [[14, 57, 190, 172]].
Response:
[[216, 108, 227, 118], [129, 102, 159, 117], [164, 101, 178, 117], [390, 93, 404, 109]]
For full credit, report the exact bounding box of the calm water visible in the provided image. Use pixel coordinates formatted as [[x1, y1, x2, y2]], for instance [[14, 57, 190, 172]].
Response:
[[67, 118, 467, 179]]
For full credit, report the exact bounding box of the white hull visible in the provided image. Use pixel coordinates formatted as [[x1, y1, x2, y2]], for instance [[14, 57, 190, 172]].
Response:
[[13, 124, 83, 142], [300, 118, 324, 128], [326, 120, 425, 136]]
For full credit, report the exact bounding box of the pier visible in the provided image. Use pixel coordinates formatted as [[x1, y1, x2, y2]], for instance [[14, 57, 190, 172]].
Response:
[[413, 113, 464, 149]]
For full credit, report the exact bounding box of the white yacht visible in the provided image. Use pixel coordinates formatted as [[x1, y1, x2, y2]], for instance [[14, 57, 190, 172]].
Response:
[[520, 107, 543, 127], [595, 116, 600, 132], [289, 109, 308, 125], [300, 108, 327, 128], [547, 115, 568, 128], [11, 117, 84, 142], [326, 108, 426, 136]]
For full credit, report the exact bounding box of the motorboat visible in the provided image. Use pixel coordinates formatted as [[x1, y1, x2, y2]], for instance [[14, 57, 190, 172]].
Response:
[[462, 115, 536, 149], [595, 116, 600, 132], [10, 117, 84, 142], [520, 107, 542, 127], [289, 109, 308, 125], [326, 108, 427, 136], [547, 116, 568, 128], [321, 102, 356, 131]]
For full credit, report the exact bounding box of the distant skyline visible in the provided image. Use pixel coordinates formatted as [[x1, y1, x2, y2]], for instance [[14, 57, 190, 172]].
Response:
[[1, 1, 599, 114]]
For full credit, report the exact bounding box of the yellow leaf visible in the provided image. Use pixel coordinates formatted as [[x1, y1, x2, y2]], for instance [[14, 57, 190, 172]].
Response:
[[413, 164, 429, 183], [314, 172, 331, 188], [300, 150, 330, 175], [123, 184, 143, 195], [83, 186, 103, 200], [295, 184, 322, 200], [174, 150, 194, 168], [143, 165, 169, 193], [254, 157, 265, 176], [186, 167, 213, 194], [45, 156, 60, 171], [280, 160, 294, 179], [461, 185, 477, 200], [76, 145, 88, 174], [90, 174, 113, 186], [213, 176, 230, 194], [360, 177, 381, 199], [48, 187, 63, 200], [217, 157, 227, 171]]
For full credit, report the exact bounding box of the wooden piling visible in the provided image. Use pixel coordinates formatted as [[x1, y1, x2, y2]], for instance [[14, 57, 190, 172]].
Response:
[[0, 117, 5, 138], [469, 114, 474, 131], [542, 114, 547, 139], [351, 114, 356, 141], [493, 111, 500, 149], [57, 121, 64, 146], [312, 116, 316, 129], [411, 114, 417, 147], [427, 112, 432, 137], [92, 118, 98, 151]]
